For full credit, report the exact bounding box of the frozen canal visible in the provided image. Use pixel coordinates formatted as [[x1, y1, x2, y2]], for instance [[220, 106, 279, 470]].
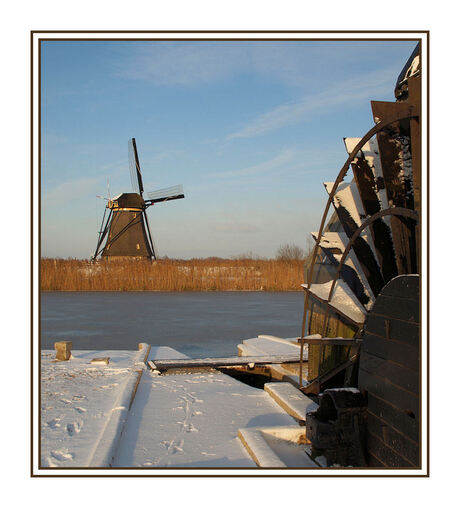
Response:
[[41, 291, 304, 357]]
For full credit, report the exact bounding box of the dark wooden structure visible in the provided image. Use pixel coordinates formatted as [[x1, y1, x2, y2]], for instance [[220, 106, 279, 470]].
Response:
[[359, 275, 420, 467], [93, 138, 185, 260], [298, 44, 422, 468]]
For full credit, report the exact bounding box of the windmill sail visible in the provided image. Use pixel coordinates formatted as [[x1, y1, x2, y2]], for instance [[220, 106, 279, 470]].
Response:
[[93, 138, 185, 260], [128, 138, 144, 196], [147, 184, 184, 203]]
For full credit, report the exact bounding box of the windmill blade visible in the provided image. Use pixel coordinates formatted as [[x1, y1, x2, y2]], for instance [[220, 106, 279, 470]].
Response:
[[146, 184, 184, 203], [142, 209, 157, 259], [128, 138, 144, 196]]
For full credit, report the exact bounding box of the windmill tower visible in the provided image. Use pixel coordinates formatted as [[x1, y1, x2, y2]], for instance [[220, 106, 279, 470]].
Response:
[[92, 138, 185, 260]]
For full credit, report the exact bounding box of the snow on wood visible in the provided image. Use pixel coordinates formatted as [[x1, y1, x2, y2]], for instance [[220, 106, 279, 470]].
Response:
[[40, 347, 147, 467], [257, 334, 300, 346], [238, 428, 287, 467], [147, 346, 189, 361], [324, 180, 384, 296], [240, 336, 302, 357], [237, 341, 262, 357], [302, 280, 367, 325], [344, 138, 399, 283], [324, 180, 378, 257], [150, 354, 303, 371], [41, 343, 318, 468], [344, 137, 391, 220], [311, 230, 375, 304], [237, 341, 304, 385], [239, 426, 319, 467], [264, 382, 318, 422], [112, 370, 296, 467]]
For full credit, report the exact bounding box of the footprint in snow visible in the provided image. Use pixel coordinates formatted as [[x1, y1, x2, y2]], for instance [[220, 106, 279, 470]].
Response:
[[42, 456, 58, 467], [67, 422, 82, 436], [47, 418, 61, 429], [172, 439, 184, 453], [99, 383, 119, 390], [75, 407, 86, 414], [50, 449, 74, 461]]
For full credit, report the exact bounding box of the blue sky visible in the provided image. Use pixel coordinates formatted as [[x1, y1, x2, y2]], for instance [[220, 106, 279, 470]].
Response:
[[41, 39, 418, 259]]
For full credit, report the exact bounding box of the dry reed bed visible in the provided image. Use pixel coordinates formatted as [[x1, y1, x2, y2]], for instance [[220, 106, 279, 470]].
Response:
[[41, 258, 305, 291]]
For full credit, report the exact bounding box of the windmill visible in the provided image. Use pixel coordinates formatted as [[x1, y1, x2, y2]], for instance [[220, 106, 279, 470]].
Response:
[[92, 138, 185, 260]]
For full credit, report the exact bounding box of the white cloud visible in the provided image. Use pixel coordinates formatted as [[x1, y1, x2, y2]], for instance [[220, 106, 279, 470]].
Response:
[[210, 148, 296, 179], [43, 177, 100, 208], [114, 42, 251, 86], [226, 67, 396, 140]]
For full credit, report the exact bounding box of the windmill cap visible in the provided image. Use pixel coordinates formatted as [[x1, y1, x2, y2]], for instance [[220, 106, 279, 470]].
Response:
[[110, 193, 145, 209]]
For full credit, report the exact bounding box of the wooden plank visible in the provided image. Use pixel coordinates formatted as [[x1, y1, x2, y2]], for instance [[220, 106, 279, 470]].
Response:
[[367, 393, 419, 442], [370, 102, 415, 210], [304, 281, 367, 326], [370, 294, 419, 323], [361, 333, 419, 372], [312, 231, 376, 304], [366, 430, 414, 468], [365, 313, 419, 348], [301, 354, 358, 395], [367, 452, 386, 468], [311, 231, 374, 307], [344, 138, 398, 283], [370, 101, 417, 275], [324, 181, 385, 297], [359, 369, 418, 417], [360, 352, 418, 394], [151, 354, 302, 371], [297, 337, 361, 346], [264, 382, 318, 422], [367, 411, 419, 466], [379, 274, 419, 298], [407, 77, 421, 270]]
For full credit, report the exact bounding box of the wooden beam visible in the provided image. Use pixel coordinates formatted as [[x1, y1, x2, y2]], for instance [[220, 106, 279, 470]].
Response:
[[301, 354, 359, 395], [149, 354, 303, 372], [296, 336, 362, 346]]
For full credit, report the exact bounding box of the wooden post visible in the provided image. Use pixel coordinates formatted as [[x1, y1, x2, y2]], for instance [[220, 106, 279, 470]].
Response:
[[54, 341, 72, 361]]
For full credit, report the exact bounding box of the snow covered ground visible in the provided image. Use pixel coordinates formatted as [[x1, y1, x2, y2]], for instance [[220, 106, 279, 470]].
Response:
[[41, 344, 300, 468], [40, 347, 148, 467], [113, 367, 295, 467]]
